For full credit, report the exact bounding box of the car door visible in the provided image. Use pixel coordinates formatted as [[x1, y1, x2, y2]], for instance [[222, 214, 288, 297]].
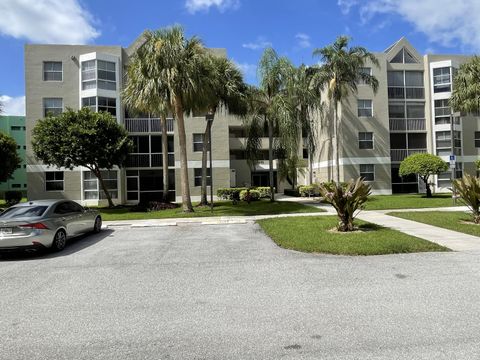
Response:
[[70, 201, 91, 233], [53, 202, 79, 236]]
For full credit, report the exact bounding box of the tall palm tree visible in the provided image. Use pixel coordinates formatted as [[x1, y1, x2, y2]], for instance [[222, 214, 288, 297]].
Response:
[[450, 56, 480, 113], [244, 48, 293, 202], [313, 36, 379, 183], [126, 26, 212, 212], [123, 31, 172, 204], [198, 55, 247, 206]]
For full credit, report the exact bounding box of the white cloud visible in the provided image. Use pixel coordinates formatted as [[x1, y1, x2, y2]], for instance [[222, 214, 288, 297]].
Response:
[[233, 60, 257, 80], [295, 33, 311, 49], [185, 0, 240, 13], [346, 0, 480, 52], [337, 0, 358, 14], [242, 37, 272, 50], [0, 95, 25, 116], [0, 0, 99, 44]]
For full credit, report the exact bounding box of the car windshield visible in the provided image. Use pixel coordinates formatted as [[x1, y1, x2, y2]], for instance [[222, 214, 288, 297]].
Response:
[[0, 206, 48, 219]]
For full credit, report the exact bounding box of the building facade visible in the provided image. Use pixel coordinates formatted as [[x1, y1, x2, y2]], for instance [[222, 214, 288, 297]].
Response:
[[0, 116, 27, 195], [24, 35, 480, 204]]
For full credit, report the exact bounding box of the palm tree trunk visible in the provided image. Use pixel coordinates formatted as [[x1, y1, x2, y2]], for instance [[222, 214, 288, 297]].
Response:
[[334, 101, 340, 183], [94, 167, 114, 208], [161, 115, 169, 203], [174, 96, 194, 212], [199, 120, 212, 206], [268, 117, 275, 202]]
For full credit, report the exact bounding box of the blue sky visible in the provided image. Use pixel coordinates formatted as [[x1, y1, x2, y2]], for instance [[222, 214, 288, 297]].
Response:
[[1, 0, 479, 115]]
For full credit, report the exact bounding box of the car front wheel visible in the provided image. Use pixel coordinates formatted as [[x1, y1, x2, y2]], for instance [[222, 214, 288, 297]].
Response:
[[51, 230, 67, 252]]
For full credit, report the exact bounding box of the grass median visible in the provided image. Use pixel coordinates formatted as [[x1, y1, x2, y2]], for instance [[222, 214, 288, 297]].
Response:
[[389, 211, 480, 237], [98, 200, 323, 221], [364, 193, 458, 210], [257, 216, 450, 255]]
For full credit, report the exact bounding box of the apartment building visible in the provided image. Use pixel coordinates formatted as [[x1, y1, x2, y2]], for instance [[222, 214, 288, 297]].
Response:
[[311, 37, 480, 195], [24, 34, 480, 204], [0, 115, 27, 196]]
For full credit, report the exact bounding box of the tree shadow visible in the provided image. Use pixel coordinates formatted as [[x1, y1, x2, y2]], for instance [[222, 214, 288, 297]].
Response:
[[0, 229, 114, 261]]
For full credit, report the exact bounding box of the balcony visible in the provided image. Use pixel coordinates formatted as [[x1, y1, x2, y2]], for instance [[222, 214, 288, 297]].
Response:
[[125, 118, 174, 133], [390, 148, 427, 162], [126, 153, 175, 168], [389, 118, 426, 131]]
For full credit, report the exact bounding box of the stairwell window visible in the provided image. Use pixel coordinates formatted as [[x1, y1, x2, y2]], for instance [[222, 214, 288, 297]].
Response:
[[358, 100, 372, 117], [43, 61, 63, 81], [357, 67, 372, 85], [194, 168, 211, 187], [193, 133, 204, 152], [475, 132, 480, 148], [43, 98, 63, 117], [45, 171, 64, 191], [358, 132, 373, 149], [359, 164, 374, 181]]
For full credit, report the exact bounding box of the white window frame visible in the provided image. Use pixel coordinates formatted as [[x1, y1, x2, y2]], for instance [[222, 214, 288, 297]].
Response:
[[43, 61, 63, 82], [45, 171, 64, 192], [357, 100, 373, 117], [43, 98, 63, 117], [81, 60, 97, 90], [358, 132, 374, 149], [358, 67, 372, 85], [97, 60, 117, 91], [359, 164, 375, 181], [193, 133, 204, 152], [83, 170, 118, 200], [194, 168, 211, 187]]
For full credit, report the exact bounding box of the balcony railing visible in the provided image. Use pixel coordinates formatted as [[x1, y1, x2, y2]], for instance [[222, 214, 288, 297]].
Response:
[[126, 153, 175, 168], [125, 118, 174, 133], [390, 148, 427, 162], [389, 118, 426, 131]]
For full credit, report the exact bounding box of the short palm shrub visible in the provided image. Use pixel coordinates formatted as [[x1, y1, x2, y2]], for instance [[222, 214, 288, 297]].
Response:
[[453, 174, 480, 223], [318, 177, 371, 232]]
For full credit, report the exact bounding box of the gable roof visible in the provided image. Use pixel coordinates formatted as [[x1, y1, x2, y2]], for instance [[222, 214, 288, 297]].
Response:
[[384, 37, 422, 63]]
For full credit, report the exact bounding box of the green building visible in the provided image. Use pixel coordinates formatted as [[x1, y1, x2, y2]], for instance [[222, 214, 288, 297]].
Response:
[[0, 116, 27, 195]]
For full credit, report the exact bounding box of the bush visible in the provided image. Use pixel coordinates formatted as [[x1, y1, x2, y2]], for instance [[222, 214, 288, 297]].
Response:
[[255, 187, 272, 199], [318, 177, 371, 232], [284, 189, 300, 197], [130, 201, 179, 212], [240, 189, 260, 203], [298, 184, 320, 197], [5, 191, 22, 207], [217, 187, 247, 201], [453, 174, 480, 223]]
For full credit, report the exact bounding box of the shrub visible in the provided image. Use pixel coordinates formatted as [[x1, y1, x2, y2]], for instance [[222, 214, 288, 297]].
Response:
[[298, 184, 320, 197], [240, 189, 260, 203], [318, 177, 371, 232], [5, 191, 22, 207], [217, 188, 247, 201], [284, 188, 300, 197], [453, 174, 480, 223], [255, 187, 272, 199]]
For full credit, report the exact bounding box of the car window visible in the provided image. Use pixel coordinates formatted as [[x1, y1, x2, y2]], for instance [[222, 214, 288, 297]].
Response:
[[69, 201, 84, 213], [54, 202, 70, 215], [0, 206, 48, 219]]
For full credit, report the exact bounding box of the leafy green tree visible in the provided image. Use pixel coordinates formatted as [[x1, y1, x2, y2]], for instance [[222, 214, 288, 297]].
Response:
[[0, 132, 21, 183], [313, 36, 379, 183], [198, 55, 247, 206], [32, 108, 132, 208], [453, 174, 480, 223], [123, 31, 172, 203], [399, 153, 448, 198], [244, 48, 294, 202], [450, 56, 480, 113]]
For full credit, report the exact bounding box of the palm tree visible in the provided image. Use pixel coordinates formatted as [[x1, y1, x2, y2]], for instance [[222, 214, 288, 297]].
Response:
[[123, 31, 172, 204], [244, 48, 293, 202], [125, 26, 212, 212], [313, 36, 379, 183], [198, 55, 247, 206], [450, 56, 480, 113]]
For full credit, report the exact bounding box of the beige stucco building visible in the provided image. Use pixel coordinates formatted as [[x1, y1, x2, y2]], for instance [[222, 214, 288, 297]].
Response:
[[24, 35, 480, 204]]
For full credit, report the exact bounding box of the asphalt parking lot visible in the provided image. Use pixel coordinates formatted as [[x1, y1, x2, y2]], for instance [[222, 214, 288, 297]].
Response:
[[1, 223, 480, 359]]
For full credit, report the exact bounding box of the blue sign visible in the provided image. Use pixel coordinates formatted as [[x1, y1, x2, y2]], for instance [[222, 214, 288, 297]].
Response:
[[450, 155, 456, 161]]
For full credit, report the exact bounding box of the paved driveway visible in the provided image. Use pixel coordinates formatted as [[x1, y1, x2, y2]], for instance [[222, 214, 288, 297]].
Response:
[[1, 224, 480, 359]]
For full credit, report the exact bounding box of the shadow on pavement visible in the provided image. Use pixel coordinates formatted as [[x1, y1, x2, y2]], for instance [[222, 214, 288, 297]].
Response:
[[0, 229, 114, 261]]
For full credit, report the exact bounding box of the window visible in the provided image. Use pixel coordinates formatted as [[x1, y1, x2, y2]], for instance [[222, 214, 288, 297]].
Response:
[[475, 132, 480, 148], [390, 48, 418, 64], [194, 168, 211, 187], [193, 133, 204, 152], [45, 171, 64, 191], [81, 60, 96, 90], [359, 164, 374, 181], [358, 132, 373, 149], [406, 103, 425, 119], [82, 97, 96, 111], [129, 136, 149, 153], [436, 131, 450, 149], [11, 126, 22, 131], [43, 98, 63, 117], [98, 97, 116, 116], [357, 67, 372, 85], [433, 67, 451, 93], [357, 100, 372, 117], [43, 61, 62, 81], [11, 184, 21, 188], [389, 103, 405, 119], [83, 170, 118, 200], [97, 60, 116, 90]]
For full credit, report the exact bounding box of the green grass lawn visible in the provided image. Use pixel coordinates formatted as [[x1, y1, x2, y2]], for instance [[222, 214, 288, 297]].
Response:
[[99, 200, 323, 221], [364, 193, 459, 210], [257, 216, 449, 255], [389, 211, 480, 237]]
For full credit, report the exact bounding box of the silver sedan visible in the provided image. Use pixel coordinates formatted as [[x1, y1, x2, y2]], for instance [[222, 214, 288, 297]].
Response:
[[0, 200, 102, 252]]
